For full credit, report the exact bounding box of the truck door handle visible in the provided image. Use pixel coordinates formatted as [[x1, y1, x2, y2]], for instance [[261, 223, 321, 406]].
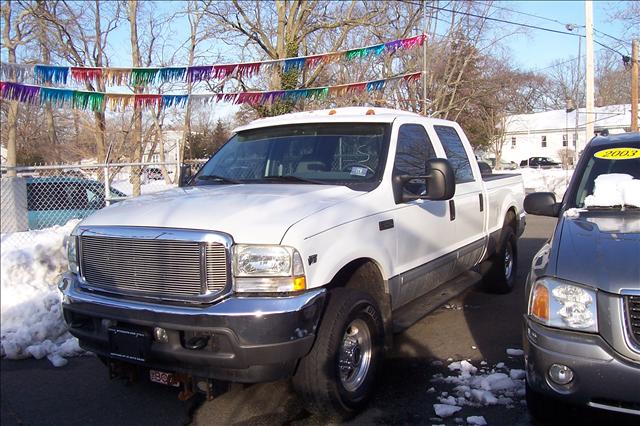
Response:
[[479, 194, 484, 212], [449, 200, 456, 221]]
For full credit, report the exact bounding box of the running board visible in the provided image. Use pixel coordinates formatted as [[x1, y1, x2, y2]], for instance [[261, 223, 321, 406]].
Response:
[[392, 270, 482, 333]]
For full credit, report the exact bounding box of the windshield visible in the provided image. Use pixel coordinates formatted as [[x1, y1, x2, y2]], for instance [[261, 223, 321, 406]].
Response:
[[572, 142, 640, 208], [193, 123, 390, 190]]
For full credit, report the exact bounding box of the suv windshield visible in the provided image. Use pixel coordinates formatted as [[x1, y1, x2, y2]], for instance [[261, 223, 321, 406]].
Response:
[[571, 141, 640, 208], [194, 123, 390, 190]]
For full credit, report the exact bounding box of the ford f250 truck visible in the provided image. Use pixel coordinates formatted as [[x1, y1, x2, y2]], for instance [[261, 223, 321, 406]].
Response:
[[59, 107, 525, 418]]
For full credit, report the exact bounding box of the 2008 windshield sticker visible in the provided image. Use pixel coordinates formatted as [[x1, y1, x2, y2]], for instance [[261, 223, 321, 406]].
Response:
[[593, 147, 640, 160]]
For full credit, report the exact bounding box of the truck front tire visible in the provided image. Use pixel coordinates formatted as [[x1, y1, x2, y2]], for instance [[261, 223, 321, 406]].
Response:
[[482, 226, 517, 294], [293, 288, 384, 420]]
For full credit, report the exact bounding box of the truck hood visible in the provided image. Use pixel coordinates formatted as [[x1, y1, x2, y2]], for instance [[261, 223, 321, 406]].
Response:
[[555, 211, 640, 294], [80, 184, 365, 244]]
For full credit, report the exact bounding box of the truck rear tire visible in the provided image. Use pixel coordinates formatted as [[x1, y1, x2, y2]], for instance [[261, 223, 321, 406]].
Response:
[[292, 288, 384, 420], [482, 226, 517, 294]]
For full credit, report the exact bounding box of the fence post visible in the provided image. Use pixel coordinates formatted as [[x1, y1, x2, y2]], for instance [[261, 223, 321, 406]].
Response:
[[0, 176, 29, 233], [104, 164, 111, 206]]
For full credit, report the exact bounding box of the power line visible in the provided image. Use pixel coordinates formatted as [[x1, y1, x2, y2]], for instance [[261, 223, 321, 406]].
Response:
[[407, 2, 583, 38], [592, 28, 627, 46], [477, 1, 574, 28]]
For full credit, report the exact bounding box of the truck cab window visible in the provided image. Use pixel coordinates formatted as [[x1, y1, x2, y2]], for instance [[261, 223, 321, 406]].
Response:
[[434, 125, 474, 184], [393, 124, 436, 195]]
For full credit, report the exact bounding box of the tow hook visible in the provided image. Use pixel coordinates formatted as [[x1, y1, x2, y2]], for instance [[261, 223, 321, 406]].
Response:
[[185, 335, 210, 350]]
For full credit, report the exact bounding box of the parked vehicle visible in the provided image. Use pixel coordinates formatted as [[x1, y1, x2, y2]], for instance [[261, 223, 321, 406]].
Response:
[[486, 157, 518, 170], [26, 177, 126, 230], [59, 108, 526, 418], [520, 157, 561, 168], [522, 132, 640, 420], [145, 167, 164, 180]]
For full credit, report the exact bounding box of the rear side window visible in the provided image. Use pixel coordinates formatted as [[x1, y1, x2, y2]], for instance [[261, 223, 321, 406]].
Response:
[[434, 125, 474, 184], [393, 124, 436, 195]]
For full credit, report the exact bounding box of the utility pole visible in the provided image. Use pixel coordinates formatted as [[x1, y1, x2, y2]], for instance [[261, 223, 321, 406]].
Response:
[[585, 1, 595, 144], [422, 0, 428, 116], [632, 39, 638, 131]]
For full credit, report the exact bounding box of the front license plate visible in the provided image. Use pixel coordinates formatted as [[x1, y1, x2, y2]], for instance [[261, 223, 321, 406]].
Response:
[[108, 326, 150, 362], [149, 370, 180, 387]]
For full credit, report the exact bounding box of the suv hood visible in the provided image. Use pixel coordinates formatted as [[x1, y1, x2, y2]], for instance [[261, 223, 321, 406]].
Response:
[[555, 211, 640, 293], [80, 184, 364, 244]]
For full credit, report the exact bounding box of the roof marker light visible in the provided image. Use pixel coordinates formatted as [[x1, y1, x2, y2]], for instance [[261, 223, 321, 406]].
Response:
[[328, 109, 337, 115], [366, 109, 376, 115]]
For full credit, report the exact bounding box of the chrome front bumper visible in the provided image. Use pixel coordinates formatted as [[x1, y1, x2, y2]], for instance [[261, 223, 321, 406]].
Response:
[[60, 272, 326, 382]]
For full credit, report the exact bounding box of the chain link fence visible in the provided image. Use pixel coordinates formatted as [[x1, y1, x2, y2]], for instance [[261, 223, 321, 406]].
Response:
[[1, 160, 207, 247]]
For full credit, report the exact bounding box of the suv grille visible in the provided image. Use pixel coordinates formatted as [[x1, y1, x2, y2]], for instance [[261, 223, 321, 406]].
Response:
[[625, 295, 640, 349], [79, 235, 228, 300]]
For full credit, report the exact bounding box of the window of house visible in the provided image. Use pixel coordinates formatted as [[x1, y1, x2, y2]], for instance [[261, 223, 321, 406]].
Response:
[[562, 134, 568, 147], [573, 134, 577, 146], [541, 135, 547, 148], [511, 137, 516, 148], [152, 154, 160, 163]]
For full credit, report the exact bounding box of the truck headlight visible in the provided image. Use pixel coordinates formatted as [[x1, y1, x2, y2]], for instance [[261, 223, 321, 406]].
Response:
[[233, 245, 306, 293], [528, 277, 597, 332], [67, 236, 79, 274]]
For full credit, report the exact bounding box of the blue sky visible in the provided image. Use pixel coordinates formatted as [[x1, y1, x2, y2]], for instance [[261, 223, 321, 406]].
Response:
[[498, 1, 632, 70]]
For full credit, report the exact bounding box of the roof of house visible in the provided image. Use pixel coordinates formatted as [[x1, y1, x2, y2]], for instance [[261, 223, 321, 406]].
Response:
[[505, 104, 633, 134]]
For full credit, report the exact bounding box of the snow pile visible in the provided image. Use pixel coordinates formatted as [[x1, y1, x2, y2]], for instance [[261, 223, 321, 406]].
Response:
[[518, 167, 573, 198], [466, 416, 487, 425], [584, 174, 640, 208], [1, 221, 84, 366], [506, 348, 524, 356], [431, 360, 526, 416]]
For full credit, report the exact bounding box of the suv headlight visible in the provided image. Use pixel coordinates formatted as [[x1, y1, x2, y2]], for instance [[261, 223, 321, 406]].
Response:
[[67, 236, 79, 274], [528, 277, 597, 332], [233, 245, 306, 293]]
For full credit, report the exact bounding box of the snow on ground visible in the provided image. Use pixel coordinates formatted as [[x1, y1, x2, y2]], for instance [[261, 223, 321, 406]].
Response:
[[431, 359, 526, 420], [1, 221, 84, 367], [516, 167, 573, 199]]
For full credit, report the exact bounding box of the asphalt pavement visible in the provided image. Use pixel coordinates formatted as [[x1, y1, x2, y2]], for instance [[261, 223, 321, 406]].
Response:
[[1, 215, 557, 426]]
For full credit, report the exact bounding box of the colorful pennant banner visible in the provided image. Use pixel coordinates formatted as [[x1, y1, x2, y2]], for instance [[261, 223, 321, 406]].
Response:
[[0, 35, 426, 87], [0, 72, 421, 112]]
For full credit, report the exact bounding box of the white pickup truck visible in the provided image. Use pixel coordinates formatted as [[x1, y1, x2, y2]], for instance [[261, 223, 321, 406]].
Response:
[[59, 107, 525, 418]]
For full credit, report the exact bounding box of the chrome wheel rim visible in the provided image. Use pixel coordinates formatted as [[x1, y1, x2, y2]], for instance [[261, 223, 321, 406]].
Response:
[[338, 318, 372, 392], [504, 242, 514, 281]]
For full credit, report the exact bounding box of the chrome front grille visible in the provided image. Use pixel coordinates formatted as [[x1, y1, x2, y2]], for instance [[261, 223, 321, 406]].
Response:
[[79, 235, 228, 301], [626, 295, 640, 349]]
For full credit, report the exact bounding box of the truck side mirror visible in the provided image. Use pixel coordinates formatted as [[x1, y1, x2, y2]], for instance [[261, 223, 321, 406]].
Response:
[[178, 164, 193, 187], [524, 192, 561, 217], [394, 158, 456, 203]]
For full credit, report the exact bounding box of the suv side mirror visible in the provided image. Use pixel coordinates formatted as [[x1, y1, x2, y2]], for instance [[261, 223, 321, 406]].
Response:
[[394, 158, 456, 203], [179, 164, 193, 187], [524, 192, 561, 217]]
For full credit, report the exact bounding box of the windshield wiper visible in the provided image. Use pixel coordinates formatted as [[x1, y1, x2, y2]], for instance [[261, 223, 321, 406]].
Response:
[[196, 175, 240, 184], [262, 175, 322, 184]]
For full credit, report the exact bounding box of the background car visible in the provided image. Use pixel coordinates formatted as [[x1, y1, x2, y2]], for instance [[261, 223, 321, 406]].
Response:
[[485, 157, 518, 170], [519, 157, 561, 168], [26, 176, 127, 230]]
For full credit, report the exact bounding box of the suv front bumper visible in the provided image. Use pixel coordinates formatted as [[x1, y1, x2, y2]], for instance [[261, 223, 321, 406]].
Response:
[[524, 317, 640, 416], [60, 273, 326, 383]]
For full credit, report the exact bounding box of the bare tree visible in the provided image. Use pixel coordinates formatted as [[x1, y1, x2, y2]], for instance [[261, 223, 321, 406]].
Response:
[[1, 0, 33, 173]]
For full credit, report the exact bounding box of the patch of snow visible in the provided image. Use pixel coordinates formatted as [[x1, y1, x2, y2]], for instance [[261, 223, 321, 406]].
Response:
[[506, 348, 524, 356], [495, 362, 505, 369], [584, 174, 640, 207], [433, 404, 463, 417], [564, 208, 586, 218], [466, 415, 487, 425], [427, 387, 436, 393], [510, 369, 526, 380], [519, 168, 573, 198], [1, 221, 85, 366], [431, 360, 444, 366]]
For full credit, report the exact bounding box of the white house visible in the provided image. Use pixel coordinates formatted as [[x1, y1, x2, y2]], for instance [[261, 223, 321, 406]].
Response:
[[501, 104, 633, 164], [145, 129, 182, 164]]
